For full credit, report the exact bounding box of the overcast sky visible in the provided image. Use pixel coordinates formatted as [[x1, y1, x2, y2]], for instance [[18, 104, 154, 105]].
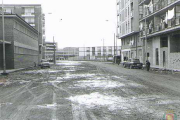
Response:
[[3, 0, 119, 49]]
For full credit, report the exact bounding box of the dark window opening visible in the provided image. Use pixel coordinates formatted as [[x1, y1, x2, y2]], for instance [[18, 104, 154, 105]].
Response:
[[147, 53, 149, 57], [156, 48, 159, 65], [160, 36, 168, 47], [170, 34, 180, 53]]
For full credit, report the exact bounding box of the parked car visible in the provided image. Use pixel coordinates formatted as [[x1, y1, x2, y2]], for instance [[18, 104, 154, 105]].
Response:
[[123, 58, 143, 69], [113, 55, 121, 65], [40, 59, 50, 68], [107, 57, 113, 61]]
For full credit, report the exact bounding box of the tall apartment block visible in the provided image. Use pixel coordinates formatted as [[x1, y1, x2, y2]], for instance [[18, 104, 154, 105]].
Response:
[[117, 0, 143, 62], [0, 4, 45, 62], [139, 0, 180, 70]]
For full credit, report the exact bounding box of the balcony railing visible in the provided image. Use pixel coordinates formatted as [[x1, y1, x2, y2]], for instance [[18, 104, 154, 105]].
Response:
[[140, 0, 178, 20], [140, 16, 180, 37]]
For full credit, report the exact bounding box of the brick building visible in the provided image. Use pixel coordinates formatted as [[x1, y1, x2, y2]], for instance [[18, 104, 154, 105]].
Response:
[[0, 14, 38, 69]]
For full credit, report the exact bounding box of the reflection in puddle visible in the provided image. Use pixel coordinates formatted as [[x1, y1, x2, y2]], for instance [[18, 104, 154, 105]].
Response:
[[74, 80, 125, 88]]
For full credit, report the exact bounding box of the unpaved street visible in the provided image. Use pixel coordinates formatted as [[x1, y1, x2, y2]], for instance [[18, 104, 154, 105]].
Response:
[[0, 61, 180, 120]]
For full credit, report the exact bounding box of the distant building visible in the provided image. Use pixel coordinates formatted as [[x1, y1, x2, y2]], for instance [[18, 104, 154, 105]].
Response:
[[117, 0, 143, 62], [0, 14, 38, 69], [44, 42, 57, 61], [78, 46, 121, 61], [0, 4, 45, 62]]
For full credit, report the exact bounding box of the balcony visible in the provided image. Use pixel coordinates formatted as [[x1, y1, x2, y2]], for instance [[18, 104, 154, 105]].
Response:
[[21, 13, 35, 17], [140, 16, 180, 38], [140, 0, 179, 21]]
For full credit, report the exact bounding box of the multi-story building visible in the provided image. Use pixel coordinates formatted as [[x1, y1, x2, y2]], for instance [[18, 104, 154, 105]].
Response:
[[79, 46, 121, 61], [117, 0, 143, 62], [0, 4, 45, 62], [0, 14, 38, 69], [44, 42, 57, 61], [139, 0, 180, 70], [56, 47, 79, 60]]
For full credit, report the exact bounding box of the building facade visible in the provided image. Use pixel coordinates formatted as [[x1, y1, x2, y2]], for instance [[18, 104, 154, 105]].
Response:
[[79, 46, 121, 61], [117, 0, 143, 62], [0, 4, 45, 62], [0, 14, 38, 69], [139, 0, 180, 70], [44, 42, 57, 61]]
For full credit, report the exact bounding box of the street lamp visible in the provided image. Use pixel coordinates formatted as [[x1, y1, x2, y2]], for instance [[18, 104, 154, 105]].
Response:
[[101, 39, 105, 61], [1, 0, 8, 75], [53, 36, 56, 64]]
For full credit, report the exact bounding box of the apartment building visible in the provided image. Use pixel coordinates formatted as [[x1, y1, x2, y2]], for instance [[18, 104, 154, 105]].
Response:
[[56, 47, 79, 60], [0, 14, 38, 69], [79, 46, 121, 61], [139, 0, 180, 70], [117, 0, 143, 62], [44, 42, 57, 61], [0, 4, 45, 61]]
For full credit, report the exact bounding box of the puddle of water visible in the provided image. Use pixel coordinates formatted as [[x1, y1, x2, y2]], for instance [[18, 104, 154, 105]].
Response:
[[56, 62, 81, 66], [68, 92, 127, 109], [74, 80, 125, 89], [157, 100, 180, 105], [23, 69, 61, 74], [63, 70, 76, 72], [62, 73, 96, 79], [37, 103, 57, 109], [127, 83, 146, 88], [0, 102, 13, 105], [61, 66, 75, 68]]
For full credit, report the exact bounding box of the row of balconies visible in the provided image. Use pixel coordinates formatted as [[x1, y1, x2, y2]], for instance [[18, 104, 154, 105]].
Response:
[[139, 0, 177, 5], [139, 16, 180, 37], [140, 0, 178, 20]]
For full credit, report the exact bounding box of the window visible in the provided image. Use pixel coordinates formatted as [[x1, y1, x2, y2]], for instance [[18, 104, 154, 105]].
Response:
[[170, 34, 180, 53], [160, 36, 168, 47], [147, 53, 150, 57], [156, 48, 159, 65]]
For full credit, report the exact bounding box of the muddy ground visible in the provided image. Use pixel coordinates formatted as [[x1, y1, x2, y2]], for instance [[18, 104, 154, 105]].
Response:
[[0, 61, 180, 120]]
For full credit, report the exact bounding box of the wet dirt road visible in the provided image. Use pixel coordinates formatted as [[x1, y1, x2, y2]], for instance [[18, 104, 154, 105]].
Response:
[[0, 61, 180, 120]]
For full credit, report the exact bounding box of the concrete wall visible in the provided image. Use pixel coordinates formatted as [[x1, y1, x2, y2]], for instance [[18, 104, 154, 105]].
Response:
[[13, 19, 38, 69], [169, 53, 180, 70], [0, 18, 15, 69], [0, 16, 38, 69]]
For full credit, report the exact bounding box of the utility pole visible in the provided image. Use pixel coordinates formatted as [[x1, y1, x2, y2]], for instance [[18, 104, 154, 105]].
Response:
[[1, 0, 8, 75], [53, 36, 56, 64], [114, 33, 116, 63], [102, 39, 105, 61]]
